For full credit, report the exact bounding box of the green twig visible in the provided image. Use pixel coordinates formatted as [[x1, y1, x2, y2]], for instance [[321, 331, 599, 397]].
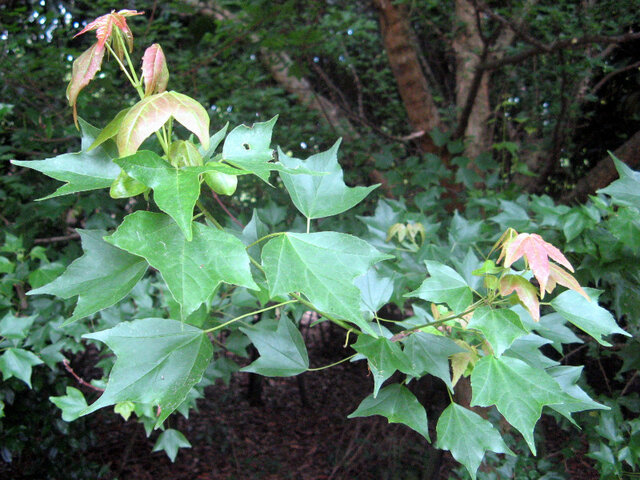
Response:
[[196, 200, 223, 229], [290, 293, 358, 334], [203, 300, 297, 334], [307, 353, 357, 371]]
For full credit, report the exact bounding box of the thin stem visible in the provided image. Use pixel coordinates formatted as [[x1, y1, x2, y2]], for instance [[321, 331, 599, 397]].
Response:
[[307, 353, 357, 371], [290, 293, 358, 334], [249, 256, 265, 274], [105, 42, 137, 88], [246, 232, 285, 250], [306, 216, 311, 234], [196, 200, 223, 229], [203, 300, 297, 334]]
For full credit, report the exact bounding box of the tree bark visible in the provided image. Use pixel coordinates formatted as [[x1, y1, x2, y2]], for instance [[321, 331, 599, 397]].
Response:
[[372, 0, 442, 154], [562, 130, 640, 203], [452, 0, 492, 159]]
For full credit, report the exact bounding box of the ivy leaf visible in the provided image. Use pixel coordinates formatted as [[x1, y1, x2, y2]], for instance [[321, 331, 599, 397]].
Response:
[[49, 387, 88, 422], [352, 335, 412, 397], [0, 348, 43, 388], [261, 232, 392, 336], [152, 429, 192, 462], [599, 153, 640, 208], [550, 289, 630, 346], [402, 332, 464, 390], [106, 212, 258, 317], [406, 261, 473, 314], [82, 318, 213, 426], [348, 384, 430, 441], [240, 317, 309, 376], [11, 119, 120, 200], [471, 355, 569, 454], [436, 403, 512, 480], [547, 366, 608, 424], [0, 312, 37, 340], [278, 140, 379, 219], [467, 307, 529, 357], [117, 91, 210, 156], [29, 229, 147, 324]]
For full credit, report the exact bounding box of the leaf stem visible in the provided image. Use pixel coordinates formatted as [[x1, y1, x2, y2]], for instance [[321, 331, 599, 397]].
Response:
[[289, 292, 359, 334], [246, 232, 285, 250], [307, 353, 357, 371], [203, 300, 297, 334], [196, 200, 223, 229]]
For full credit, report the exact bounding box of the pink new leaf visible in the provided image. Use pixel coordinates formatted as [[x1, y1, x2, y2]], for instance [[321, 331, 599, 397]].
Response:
[[74, 10, 143, 52], [499, 274, 540, 322], [503, 233, 574, 296], [117, 91, 210, 156], [66, 43, 106, 127], [142, 44, 169, 96], [546, 263, 590, 301]]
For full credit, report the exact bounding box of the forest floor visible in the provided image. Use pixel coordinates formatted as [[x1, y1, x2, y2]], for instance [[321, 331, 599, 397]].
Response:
[[5, 324, 600, 480]]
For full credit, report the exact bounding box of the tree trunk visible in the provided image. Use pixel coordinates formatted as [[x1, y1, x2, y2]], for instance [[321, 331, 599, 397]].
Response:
[[562, 129, 640, 203], [372, 0, 442, 154], [452, 0, 492, 159]]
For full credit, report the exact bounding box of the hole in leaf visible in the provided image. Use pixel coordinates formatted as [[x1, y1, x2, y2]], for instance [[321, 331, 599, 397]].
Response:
[[242, 143, 250, 150]]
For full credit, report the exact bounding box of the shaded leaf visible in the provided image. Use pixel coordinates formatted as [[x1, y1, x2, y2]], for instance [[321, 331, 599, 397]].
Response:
[[106, 211, 257, 317], [599, 154, 640, 208], [499, 274, 540, 322], [348, 384, 430, 441], [29, 229, 147, 324], [152, 428, 192, 462], [547, 366, 608, 424], [0, 348, 43, 388], [82, 318, 213, 426], [402, 331, 465, 390], [352, 335, 412, 397], [0, 312, 37, 340], [89, 107, 131, 151], [50, 387, 88, 422], [436, 403, 512, 480], [406, 261, 473, 314], [355, 268, 394, 317], [240, 317, 309, 376], [467, 307, 529, 357]]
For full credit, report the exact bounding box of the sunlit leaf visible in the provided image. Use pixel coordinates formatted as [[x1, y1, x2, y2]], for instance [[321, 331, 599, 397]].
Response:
[[467, 306, 529, 357], [66, 43, 105, 126], [406, 261, 473, 314]]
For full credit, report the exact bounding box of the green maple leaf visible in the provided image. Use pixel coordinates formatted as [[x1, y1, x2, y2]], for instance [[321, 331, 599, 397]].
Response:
[[406, 261, 473, 314], [550, 289, 630, 346], [82, 318, 213, 426], [436, 403, 513, 480], [11, 119, 120, 199], [348, 384, 430, 441], [29, 229, 147, 324], [0, 348, 43, 388], [261, 232, 391, 336], [240, 317, 309, 377], [402, 331, 464, 390], [106, 211, 258, 317], [278, 140, 379, 219], [222, 116, 277, 182], [599, 153, 640, 208], [0, 312, 37, 340], [467, 306, 530, 357], [547, 365, 608, 424], [115, 151, 243, 240], [352, 335, 413, 397], [470, 355, 569, 454]]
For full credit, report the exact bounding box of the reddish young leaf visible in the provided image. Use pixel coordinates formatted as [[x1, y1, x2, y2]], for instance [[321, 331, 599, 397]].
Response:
[[66, 43, 106, 127], [141, 44, 169, 96], [117, 91, 210, 156], [74, 9, 143, 52], [503, 233, 574, 296], [546, 263, 590, 301], [499, 274, 540, 322]]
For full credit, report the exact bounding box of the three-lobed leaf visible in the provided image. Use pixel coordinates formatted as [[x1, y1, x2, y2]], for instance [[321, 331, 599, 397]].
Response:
[[348, 384, 430, 441], [106, 211, 258, 317], [261, 232, 392, 336], [0, 348, 43, 388], [278, 140, 379, 219], [29, 229, 147, 324], [467, 306, 529, 357], [82, 318, 213, 426], [402, 331, 464, 390], [406, 261, 473, 314], [436, 403, 513, 480]]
